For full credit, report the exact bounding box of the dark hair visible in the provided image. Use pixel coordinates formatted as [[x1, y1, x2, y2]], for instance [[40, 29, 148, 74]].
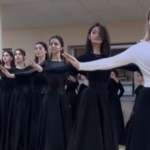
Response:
[[34, 41, 50, 63], [2, 50, 15, 67], [14, 48, 26, 66], [85, 22, 110, 57], [49, 35, 64, 60]]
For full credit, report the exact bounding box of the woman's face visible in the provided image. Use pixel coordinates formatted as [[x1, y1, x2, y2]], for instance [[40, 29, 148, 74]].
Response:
[[110, 71, 116, 78], [2, 52, 13, 64], [35, 44, 47, 58], [14, 50, 25, 64], [89, 26, 103, 45], [49, 38, 63, 54], [135, 72, 143, 83]]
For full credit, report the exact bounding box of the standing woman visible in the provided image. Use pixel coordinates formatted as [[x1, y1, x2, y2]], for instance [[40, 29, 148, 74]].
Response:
[[29, 41, 49, 150], [67, 23, 118, 150], [0, 50, 15, 149], [30, 35, 75, 150], [63, 9, 150, 150], [108, 69, 125, 145]]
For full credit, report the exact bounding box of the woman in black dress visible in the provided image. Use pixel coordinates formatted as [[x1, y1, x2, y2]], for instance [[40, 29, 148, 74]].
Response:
[[108, 69, 125, 145], [29, 41, 49, 150], [132, 71, 144, 112], [0, 50, 15, 149], [66, 23, 118, 150], [30, 35, 76, 150]]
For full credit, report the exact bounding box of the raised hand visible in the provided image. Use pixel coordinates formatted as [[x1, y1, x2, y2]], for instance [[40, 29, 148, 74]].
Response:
[[28, 60, 43, 72], [0, 65, 15, 78], [62, 52, 80, 70]]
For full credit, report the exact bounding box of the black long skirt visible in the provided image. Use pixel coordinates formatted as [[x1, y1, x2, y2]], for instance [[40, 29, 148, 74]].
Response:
[[126, 87, 150, 150], [37, 90, 72, 150], [0, 88, 14, 150], [29, 91, 45, 150], [5, 88, 32, 150], [67, 85, 118, 150], [110, 95, 125, 145]]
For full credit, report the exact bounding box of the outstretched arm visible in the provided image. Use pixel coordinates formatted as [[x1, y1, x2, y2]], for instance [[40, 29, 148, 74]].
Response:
[[79, 46, 136, 71], [28, 60, 43, 72], [63, 43, 141, 71], [0, 65, 15, 78]]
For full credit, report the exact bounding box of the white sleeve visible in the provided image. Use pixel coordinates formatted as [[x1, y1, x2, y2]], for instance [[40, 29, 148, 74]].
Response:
[[79, 44, 138, 71]]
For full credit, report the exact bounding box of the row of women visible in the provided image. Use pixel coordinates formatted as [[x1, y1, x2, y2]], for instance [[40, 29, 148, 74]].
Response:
[[1, 9, 149, 150], [0, 24, 125, 150]]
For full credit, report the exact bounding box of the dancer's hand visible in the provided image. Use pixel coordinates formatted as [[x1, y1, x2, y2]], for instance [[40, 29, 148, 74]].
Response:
[[62, 52, 80, 70], [28, 60, 43, 72], [0, 65, 15, 78]]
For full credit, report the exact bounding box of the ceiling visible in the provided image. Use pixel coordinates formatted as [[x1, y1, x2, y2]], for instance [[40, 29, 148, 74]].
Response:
[[0, 0, 149, 29]]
